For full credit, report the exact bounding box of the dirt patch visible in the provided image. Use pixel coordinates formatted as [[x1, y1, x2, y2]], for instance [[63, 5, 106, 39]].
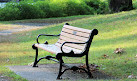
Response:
[[0, 23, 48, 36], [14, 23, 54, 27], [0, 23, 52, 43], [0, 16, 89, 36]]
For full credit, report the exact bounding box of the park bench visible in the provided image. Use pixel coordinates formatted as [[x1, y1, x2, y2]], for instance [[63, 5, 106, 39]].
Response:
[[32, 23, 98, 79]]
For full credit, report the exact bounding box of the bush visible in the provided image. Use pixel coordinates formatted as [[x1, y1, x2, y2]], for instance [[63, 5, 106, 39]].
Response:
[[48, 1, 65, 17], [0, 1, 45, 20], [133, 0, 137, 9], [63, 0, 95, 16], [83, 0, 108, 14], [35, 1, 51, 18], [16, 1, 44, 19], [0, 0, 109, 21], [0, 6, 20, 21]]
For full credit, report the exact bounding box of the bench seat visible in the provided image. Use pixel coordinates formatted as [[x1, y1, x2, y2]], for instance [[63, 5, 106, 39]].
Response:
[[35, 43, 83, 54]]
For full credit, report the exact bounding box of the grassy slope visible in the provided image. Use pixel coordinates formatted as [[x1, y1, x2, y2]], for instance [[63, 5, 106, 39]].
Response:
[[0, 9, 137, 80]]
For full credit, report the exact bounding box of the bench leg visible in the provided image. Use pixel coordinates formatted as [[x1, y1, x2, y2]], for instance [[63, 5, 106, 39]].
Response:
[[86, 54, 93, 78], [32, 44, 39, 67], [57, 57, 63, 79]]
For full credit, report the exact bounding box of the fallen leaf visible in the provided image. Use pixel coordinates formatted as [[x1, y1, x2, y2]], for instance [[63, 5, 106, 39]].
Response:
[[102, 54, 109, 58], [78, 64, 99, 72], [135, 54, 137, 58], [28, 62, 34, 66], [114, 48, 124, 54], [23, 52, 26, 54], [128, 74, 137, 79]]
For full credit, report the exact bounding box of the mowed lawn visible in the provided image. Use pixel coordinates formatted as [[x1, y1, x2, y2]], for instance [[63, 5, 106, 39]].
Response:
[[0, 9, 137, 81]]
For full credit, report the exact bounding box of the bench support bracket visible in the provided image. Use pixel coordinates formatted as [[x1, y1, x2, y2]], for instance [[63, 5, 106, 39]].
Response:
[[32, 44, 38, 67], [56, 54, 93, 79]]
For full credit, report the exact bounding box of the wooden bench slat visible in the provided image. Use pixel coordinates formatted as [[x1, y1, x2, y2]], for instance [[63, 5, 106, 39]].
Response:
[[63, 25, 91, 33], [55, 43, 83, 53], [59, 35, 84, 42], [62, 27, 90, 38], [56, 39, 86, 50], [60, 32, 89, 42], [35, 44, 82, 54], [35, 44, 61, 54]]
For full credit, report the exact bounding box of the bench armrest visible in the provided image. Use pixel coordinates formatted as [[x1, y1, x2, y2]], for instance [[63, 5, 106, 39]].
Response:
[[37, 34, 60, 44], [61, 41, 87, 54]]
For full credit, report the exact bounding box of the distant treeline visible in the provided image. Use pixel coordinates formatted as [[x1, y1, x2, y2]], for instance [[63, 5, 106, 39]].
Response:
[[0, 0, 109, 21]]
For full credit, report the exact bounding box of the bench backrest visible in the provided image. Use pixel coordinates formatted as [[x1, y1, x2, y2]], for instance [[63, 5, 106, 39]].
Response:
[[55, 24, 98, 54]]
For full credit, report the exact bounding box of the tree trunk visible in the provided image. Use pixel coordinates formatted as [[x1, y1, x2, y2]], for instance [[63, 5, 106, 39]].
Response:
[[109, 0, 133, 12]]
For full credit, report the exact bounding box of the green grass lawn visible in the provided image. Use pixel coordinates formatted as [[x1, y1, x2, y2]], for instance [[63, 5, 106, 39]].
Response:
[[0, 9, 137, 81]]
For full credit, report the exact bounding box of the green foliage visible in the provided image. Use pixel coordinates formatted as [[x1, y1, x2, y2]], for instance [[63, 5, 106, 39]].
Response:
[[0, 0, 136, 21], [48, 1, 64, 17], [133, 0, 137, 9], [62, 0, 94, 16], [83, 0, 109, 14], [0, 5, 20, 20], [0, 0, 124, 21], [16, 1, 44, 19], [34, 1, 51, 18], [0, 1, 45, 20]]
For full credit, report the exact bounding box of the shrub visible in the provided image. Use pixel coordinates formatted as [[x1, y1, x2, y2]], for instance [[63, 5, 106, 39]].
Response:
[[48, 1, 65, 17], [83, 0, 108, 14], [0, 0, 109, 21], [63, 0, 95, 16], [0, 1, 45, 20], [35, 1, 51, 18], [0, 6, 20, 21], [133, 0, 137, 9], [16, 1, 44, 19], [97, 1, 109, 14]]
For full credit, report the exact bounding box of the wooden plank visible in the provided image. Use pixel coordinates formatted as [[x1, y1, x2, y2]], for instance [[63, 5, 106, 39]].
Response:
[[61, 28, 90, 38], [59, 35, 84, 42], [63, 25, 91, 33], [35, 43, 83, 54], [35, 44, 73, 54], [60, 32, 89, 42], [35, 44, 59, 54], [55, 43, 83, 54], [56, 39, 86, 50]]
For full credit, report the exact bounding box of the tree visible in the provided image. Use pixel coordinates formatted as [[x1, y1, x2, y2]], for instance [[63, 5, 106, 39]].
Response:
[[109, 0, 133, 12]]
